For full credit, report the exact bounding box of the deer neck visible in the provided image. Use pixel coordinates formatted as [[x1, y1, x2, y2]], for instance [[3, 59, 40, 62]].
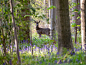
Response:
[[36, 25, 40, 30]]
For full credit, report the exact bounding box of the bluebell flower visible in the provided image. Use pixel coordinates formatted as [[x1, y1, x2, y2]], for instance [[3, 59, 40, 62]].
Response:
[[44, 45, 46, 48], [10, 45, 12, 48], [30, 44, 31, 46], [44, 45, 47, 51], [57, 52, 59, 55], [76, 59, 79, 62], [9, 59, 12, 65], [41, 48, 43, 51], [26, 40, 28, 43], [19, 49, 22, 52], [85, 44, 86, 51], [58, 60, 62, 64], [75, 49, 79, 52], [33, 38, 36, 40], [48, 51, 49, 54], [20, 41, 23, 43], [34, 47, 36, 51], [47, 47, 49, 51], [53, 45, 55, 48], [74, 47, 76, 50], [64, 59, 67, 63], [3, 62, 6, 65], [42, 47, 45, 52], [48, 63, 50, 65], [67, 49, 69, 51], [7, 48, 9, 52], [54, 60, 57, 63], [14, 44, 16, 47], [39, 61, 42, 64], [80, 45, 82, 50], [25, 46, 27, 50], [36, 39, 38, 41], [70, 51, 75, 55], [40, 48, 42, 51], [55, 47, 57, 51], [76, 59, 80, 63], [23, 40, 26, 43]]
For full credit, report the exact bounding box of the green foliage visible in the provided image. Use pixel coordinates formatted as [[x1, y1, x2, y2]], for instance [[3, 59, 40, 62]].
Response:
[[24, 15, 31, 18], [69, 2, 79, 9], [77, 16, 80, 19], [72, 9, 78, 12], [71, 23, 77, 27], [0, 54, 11, 65], [77, 25, 80, 27], [47, 5, 56, 10]]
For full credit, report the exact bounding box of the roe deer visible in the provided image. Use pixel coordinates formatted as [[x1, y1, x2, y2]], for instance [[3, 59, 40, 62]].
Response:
[[34, 21, 50, 37]]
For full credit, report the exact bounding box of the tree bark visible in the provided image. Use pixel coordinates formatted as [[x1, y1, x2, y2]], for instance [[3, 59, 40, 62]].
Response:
[[10, 0, 21, 64], [81, 0, 86, 51], [50, 0, 56, 40], [72, 0, 78, 24], [21, 0, 30, 43], [56, 0, 74, 54], [72, 0, 80, 44], [49, 0, 51, 28]]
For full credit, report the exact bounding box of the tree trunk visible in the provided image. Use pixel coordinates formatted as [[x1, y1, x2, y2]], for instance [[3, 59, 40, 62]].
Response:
[[50, 0, 56, 40], [21, 0, 30, 43], [56, 0, 74, 54], [10, 0, 21, 64], [72, 0, 78, 24], [77, 0, 81, 31], [80, 0, 86, 51], [49, 0, 51, 28], [73, 0, 81, 44], [72, 0, 80, 44]]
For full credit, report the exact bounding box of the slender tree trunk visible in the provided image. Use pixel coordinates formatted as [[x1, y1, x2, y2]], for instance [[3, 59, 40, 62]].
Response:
[[72, 0, 78, 24], [56, 0, 74, 54], [10, 0, 21, 64], [81, 0, 86, 51], [50, 0, 56, 40], [49, 0, 51, 28], [72, 0, 78, 44], [30, 24, 33, 55], [77, 0, 81, 31], [72, 0, 81, 44]]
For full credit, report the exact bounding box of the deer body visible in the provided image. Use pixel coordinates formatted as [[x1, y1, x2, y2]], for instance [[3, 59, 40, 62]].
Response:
[[35, 21, 50, 37]]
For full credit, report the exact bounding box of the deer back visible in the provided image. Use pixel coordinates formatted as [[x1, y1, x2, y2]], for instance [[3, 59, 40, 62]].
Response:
[[37, 28, 50, 35]]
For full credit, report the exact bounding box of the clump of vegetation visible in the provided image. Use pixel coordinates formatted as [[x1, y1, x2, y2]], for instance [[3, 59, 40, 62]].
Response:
[[0, 34, 85, 65]]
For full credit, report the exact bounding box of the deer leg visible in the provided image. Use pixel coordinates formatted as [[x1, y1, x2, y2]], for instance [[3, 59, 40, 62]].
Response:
[[39, 34, 41, 37], [47, 32, 49, 36]]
